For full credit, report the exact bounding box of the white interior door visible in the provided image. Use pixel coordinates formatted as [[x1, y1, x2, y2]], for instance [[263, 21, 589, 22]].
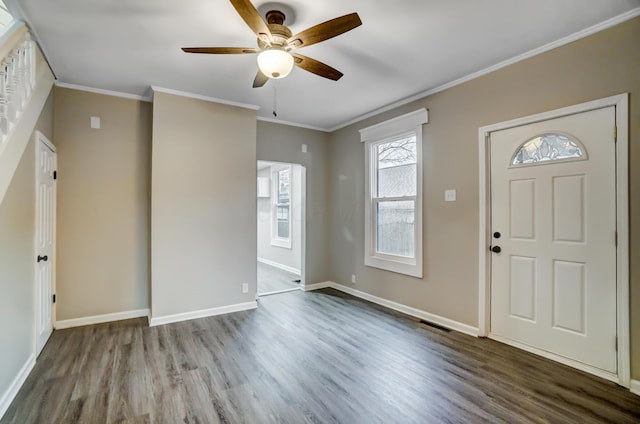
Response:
[[489, 107, 617, 374], [35, 134, 56, 356]]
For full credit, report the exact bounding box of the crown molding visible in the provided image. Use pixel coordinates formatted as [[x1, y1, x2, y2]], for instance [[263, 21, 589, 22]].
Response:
[[151, 86, 260, 111], [257, 116, 328, 132], [55, 81, 152, 102], [327, 7, 640, 132]]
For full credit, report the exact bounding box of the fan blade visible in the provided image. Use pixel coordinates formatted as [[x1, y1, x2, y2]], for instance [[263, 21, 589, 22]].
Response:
[[229, 0, 272, 44], [292, 54, 343, 81], [182, 47, 258, 54], [287, 13, 362, 49], [253, 70, 269, 88]]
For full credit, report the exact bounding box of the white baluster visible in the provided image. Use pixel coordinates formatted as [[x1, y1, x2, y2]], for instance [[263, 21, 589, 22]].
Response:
[[12, 50, 24, 109], [4, 58, 15, 123], [27, 33, 35, 90], [0, 29, 39, 151], [17, 47, 27, 105]]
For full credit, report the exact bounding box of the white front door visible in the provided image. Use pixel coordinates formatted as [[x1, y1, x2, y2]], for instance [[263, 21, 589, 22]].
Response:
[[35, 134, 56, 356], [489, 107, 617, 375]]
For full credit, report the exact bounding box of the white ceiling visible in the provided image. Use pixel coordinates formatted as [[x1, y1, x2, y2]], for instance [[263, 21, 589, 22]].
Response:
[[9, 0, 640, 130]]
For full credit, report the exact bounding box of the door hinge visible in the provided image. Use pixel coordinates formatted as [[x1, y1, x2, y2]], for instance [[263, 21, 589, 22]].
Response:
[[614, 126, 617, 143], [52, 294, 56, 304], [615, 336, 618, 352], [615, 231, 618, 247], [53, 170, 57, 180]]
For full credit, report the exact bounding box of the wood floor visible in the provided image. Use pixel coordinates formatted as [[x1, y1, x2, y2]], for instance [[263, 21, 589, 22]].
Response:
[[2, 288, 639, 424], [257, 261, 300, 294]]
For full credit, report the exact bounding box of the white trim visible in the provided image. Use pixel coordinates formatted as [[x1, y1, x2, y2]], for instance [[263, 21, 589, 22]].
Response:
[[630, 380, 640, 396], [258, 287, 301, 296], [614, 94, 630, 388], [55, 82, 152, 102], [302, 281, 332, 292], [151, 86, 260, 111], [257, 116, 328, 133], [257, 257, 301, 276], [359, 108, 428, 142], [55, 308, 150, 329], [477, 93, 630, 387], [305, 282, 478, 337], [149, 301, 257, 327], [489, 333, 619, 384], [0, 353, 35, 420], [328, 8, 640, 132]]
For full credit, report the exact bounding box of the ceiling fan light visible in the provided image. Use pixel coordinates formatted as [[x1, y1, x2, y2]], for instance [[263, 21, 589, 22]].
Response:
[[257, 49, 294, 79]]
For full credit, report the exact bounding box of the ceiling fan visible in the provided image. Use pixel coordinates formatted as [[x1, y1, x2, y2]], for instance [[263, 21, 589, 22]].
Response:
[[182, 0, 362, 88]]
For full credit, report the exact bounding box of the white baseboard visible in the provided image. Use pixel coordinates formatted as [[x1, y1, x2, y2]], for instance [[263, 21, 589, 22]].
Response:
[[0, 353, 35, 420], [305, 281, 478, 337], [55, 309, 150, 329], [302, 281, 332, 292], [631, 379, 640, 396], [257, 257, 301, 276], [149, 301, 257, 327]]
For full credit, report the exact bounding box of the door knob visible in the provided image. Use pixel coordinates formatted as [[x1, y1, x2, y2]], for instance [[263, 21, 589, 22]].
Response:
[[491, 246, 502, 253], [37, 255, 48, 263]]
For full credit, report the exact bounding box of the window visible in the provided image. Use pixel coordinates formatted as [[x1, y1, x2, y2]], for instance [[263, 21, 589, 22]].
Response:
[[361, 109, 428, 277], [511, 133, 586, 166], [271, 166, 292, 248]]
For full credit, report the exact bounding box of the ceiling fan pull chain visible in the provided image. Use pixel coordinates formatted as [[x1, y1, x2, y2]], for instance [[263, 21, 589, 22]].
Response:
[[272, 82, 278, 117]]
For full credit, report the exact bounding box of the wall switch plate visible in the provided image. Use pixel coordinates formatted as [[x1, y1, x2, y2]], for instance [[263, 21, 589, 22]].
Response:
[[242, 283, 249, 293], [351, 274, 356, 283], [301, 144, 308, 153], [90, 116, 101, 129], [445, 189, 457, 202]]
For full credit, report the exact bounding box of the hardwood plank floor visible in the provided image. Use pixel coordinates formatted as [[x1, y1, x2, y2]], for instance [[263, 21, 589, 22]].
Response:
[[257, 261, 300, 294], [2, 288, 639, 423]]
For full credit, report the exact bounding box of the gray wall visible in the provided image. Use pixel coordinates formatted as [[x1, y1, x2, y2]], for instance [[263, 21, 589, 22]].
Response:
[[327, 17, 640, 377], [257, 164, 303, 274], [151, 91, 257, 318], [54, 87, 152, 320], [0, 88, 53, 408], [256, 121, 330, 285]]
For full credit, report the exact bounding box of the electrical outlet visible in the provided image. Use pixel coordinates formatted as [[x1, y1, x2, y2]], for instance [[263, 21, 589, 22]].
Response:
[[301, 144, 308, 153], [445, 189, 457, 202], [351, 274, 356, 283], [242, 283, 249, 293]]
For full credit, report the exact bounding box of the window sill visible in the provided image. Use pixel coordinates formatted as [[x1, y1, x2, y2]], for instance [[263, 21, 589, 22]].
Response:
[[365, 255, 422, 278], [270, 239, 292, 249]]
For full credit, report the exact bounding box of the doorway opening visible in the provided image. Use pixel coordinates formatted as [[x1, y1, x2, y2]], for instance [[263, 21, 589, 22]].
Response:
[[257, 160, 305, 296]]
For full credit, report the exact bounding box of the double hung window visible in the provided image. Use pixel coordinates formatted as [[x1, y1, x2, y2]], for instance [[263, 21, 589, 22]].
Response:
[[361, 109, 427, 277], [271, 166, 292, 248]]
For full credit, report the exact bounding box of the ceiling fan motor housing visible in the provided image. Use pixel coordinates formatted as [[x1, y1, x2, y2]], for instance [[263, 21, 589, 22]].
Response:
[[258, 10, 292, 49]]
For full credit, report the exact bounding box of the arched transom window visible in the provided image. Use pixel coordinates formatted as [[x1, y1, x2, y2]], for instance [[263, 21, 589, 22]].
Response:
[[511, 133, 587, 166]]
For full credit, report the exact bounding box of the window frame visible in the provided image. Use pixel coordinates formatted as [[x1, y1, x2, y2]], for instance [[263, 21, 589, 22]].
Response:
[[270, 165, 292, 249], [361, 109, 427, 278]]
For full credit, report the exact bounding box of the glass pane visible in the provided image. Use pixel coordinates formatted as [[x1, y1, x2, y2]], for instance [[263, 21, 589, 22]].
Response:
[[277, 205, 289, 220], [277, 169, 290, 203], [512, 133, 585, 166], [277, 205, 289, 239], [277, 220, 289, 239], [376, 200, 415, 257], [377, 135, 417, 197]]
